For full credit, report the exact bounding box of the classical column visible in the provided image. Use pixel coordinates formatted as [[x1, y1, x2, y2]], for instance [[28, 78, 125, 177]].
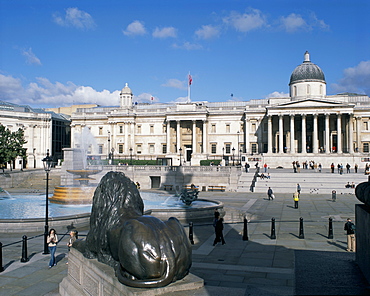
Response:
[[348, 114, 354, 153], [244, 118, 249, 154], [130, 122, 135, 151], [356, 116, 362, 152], [202, 120, 207, 154], [176, 121, 181, 152], [337, 114, 342, 153], [290, 115, 295, 153], [279, 115, 284, 153], [301, 114, 307, 153], [192, 120, 197, 154], [325, 114, 330, 154], [166, 121, 171, 153], [267, 115, 272, 154], [124, 122, 129, 154], [313, 114, 318, 154]]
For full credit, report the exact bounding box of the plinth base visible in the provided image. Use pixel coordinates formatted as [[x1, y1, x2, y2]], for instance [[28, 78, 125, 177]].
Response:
[[59, 248, 204, 296]]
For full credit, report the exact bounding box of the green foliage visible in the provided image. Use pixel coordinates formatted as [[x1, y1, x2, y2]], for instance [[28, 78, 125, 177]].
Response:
[[117, 159, 157, 165], [0, 124, 27, 167], [200, 159, 221, 166]]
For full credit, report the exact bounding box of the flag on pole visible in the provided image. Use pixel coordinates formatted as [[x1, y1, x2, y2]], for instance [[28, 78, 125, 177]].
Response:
[[150, 96, 154, 101], [188, 74, 192, 86]]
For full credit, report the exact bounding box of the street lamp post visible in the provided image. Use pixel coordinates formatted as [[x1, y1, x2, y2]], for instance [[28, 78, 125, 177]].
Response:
[[33, 148, 36, 168], [111, 148, 114, 165], [179, 148, 182, 166], [239, 149, 242, 166], [107, 131, 111, 163], [129, 148, 133, 165], [42, 151, 53, 255], [232, 147, 235, 166]]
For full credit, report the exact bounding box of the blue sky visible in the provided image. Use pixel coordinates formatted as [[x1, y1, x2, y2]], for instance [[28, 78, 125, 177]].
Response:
[[1, 0, 369, 108]]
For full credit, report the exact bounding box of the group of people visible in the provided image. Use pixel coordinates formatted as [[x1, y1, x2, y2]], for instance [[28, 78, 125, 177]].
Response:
[[345, 182, 356, 188], [330, 163, 359, 174], [292, 160, 323, 173], [47, 228, 77, 268]]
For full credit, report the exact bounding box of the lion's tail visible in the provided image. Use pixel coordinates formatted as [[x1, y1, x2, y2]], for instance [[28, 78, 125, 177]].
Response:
[[116, 258, 175, 288]]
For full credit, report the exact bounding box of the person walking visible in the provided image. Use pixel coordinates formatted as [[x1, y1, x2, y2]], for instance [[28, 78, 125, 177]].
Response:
[[267, 187, 273, 200], [213, 217, 226, 246], [344, 218, 356, 252], [66, 230, 77, 264], [47, 228, 58, 268], [263, 163, 268, 173], [296, 183, 301, 195], [346, 163, 351, 173], [355, 164, 358, 173], [293, 191, 299, 209]]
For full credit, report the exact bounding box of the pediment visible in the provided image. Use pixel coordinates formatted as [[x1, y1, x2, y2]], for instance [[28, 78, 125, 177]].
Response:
[[274, 98, 352, 108]]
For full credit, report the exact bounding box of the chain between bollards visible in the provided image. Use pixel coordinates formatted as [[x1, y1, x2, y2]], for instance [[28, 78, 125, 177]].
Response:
[[328, 217, 334, 239], [189, 222, 194, 245], [299, 217, 305, 239], [271, 217, 276, 239], [242, 216, 249, 241]]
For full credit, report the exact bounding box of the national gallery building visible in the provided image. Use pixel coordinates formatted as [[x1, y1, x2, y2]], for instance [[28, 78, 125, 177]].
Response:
[[69, 52, 370, 167]]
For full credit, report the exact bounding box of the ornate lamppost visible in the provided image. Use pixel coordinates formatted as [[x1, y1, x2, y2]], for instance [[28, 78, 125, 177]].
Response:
[[232, 147, 235, 166], [129, 148, 133, 165], [42, 150, 53, 255], [239, 149, 242, 166], [179, 147, 182, 166], [33, 148, 36, 168], [107, 131, 111, 163], [111, 148, 115, 165]]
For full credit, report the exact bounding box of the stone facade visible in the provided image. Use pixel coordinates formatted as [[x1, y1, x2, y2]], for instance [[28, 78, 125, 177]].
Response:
[[70, 52, 370, 167]]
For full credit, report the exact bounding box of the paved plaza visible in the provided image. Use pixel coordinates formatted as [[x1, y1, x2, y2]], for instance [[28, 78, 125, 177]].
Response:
[[1, 169, 370, 295]]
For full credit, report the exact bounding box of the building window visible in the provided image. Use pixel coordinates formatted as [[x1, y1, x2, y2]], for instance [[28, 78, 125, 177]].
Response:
[[364, 122, 369, 131], [211, 143, 217, 154], [149, 144, 155, 154], [150, 125, 154, 134], [118, 144, 124, 154], [307, 84, 310, 95], [137, 125, 141, 134], [162, 144, 167, 154], [137, 144, 142, 154], [293, 86, 297, 97], [363, 143, 369, 153], [119, 126, 123, 134], [226, 124, 230, 133], [163, 124, 167, 133], [251, 143, 257, 153], [98, 145, 103, 154], [87, 145, 92, 154], [211, 124, 216, 133], [240, 123, 244, 133], [225, 143, 231, 154], [251, 123, 256, 132], [99, 127, 103, 135]]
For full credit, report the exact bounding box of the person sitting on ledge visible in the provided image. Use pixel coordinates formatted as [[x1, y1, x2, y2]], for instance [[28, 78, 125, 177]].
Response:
[[351, 182, 355, 188], [345, 182, 351, 188]]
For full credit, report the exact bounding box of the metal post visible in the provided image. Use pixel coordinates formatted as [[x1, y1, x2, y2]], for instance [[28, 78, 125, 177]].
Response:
[[328, 217, 334, 239], [21, 235, 28, 262], [189, 222, 194, 245], [43, 170, 49, 254], [242, 216, 248, 241], [271, 217, 276, 239], [0, 242, 4, 272], [299, 217, 304, 239]]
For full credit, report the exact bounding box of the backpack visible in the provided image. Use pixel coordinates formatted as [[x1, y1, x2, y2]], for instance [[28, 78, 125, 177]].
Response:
[[350, 223, 356, 231]]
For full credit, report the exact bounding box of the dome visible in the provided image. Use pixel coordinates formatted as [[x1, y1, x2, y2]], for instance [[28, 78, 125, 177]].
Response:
[[289, 51, 325, 85], [121, 83, 132, 93]]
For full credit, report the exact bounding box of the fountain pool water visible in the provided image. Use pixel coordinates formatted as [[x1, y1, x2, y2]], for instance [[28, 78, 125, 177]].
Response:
[[0, 192, 221, 220]]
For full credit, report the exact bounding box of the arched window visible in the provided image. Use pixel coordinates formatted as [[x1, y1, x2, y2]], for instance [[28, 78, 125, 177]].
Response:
[[294, 86, 297, 97], [307, 84, 310, 95]]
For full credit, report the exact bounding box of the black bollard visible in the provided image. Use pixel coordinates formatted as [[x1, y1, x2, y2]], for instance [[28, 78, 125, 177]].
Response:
[[21, 235, 28, 263], [270, 217, 276, 239], [298, 217, 304, 239], [242, 217, 249, 241], [0, 242, 4, 272], [189, 222, 194, 245], [328, 217, 334, 239]]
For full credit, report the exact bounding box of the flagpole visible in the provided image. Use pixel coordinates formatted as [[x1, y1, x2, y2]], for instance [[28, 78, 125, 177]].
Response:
[[188, 72, 191, 103]]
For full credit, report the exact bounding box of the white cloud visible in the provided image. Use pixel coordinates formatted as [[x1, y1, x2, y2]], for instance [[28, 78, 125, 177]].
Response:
[[266, 91, 289, 98], [161, 78, 185, 90], [133, 93, 158, 103], [152, 27, 177, 38], [172, 42, 203, 50], [331, 61, 370, 95], [53, 7, 96, 30], [123, 20, 147, 36], [223, 9, 267, 32], [21, 48, 42, 65], [195, 25, 220, 40], [0, 74, 120, 107], [279, 13, 308, 33], [310, 13, 330, 31]]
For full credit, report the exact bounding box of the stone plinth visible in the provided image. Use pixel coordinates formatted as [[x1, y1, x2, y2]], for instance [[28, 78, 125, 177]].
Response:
[[355, 204, 370, 283], [60, 248, 204, 296]]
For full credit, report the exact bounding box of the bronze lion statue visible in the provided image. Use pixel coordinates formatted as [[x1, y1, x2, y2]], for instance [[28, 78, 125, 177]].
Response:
[[83, 171, 192, 288]]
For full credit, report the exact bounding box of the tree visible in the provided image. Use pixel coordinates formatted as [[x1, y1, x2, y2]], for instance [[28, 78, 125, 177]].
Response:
[[0, 124, 27, 171]]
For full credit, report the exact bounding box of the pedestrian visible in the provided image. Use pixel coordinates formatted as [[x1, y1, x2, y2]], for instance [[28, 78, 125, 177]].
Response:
[[263, 163, 268, 173], [344, 218, 356, 252], [293, 191, 299, 209], [355, 164, 358, 173], [296, 183, 301, 195], [331, 163, 335, 173], [318, 163, 322, 172], [135, 182, 141, 189], [340, 164, 343, 175], [245, 162, 250, 173], [337, 163, 340, 173], [66, 230, 77, 264], [47, 229, 58, 268], [267, 187, 273, 200], [213, 217, 226, 246], [346, 163, 351, 173]]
